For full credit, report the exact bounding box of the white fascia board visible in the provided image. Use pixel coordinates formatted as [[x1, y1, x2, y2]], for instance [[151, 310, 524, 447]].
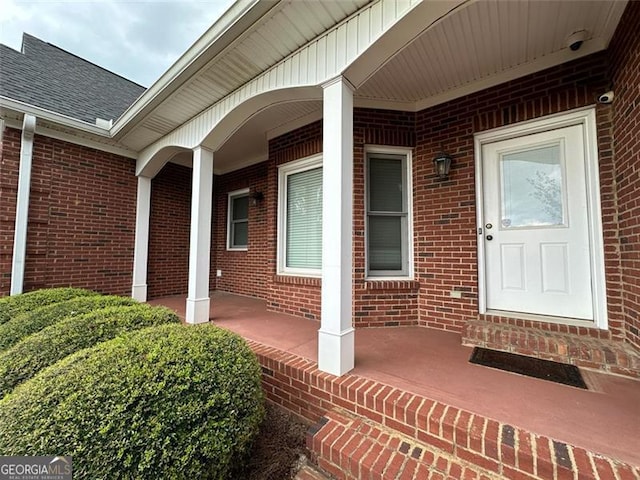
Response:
[[0, 96, 110, 136], [1, 100, 137, 159], [110, 0, 279, 139]]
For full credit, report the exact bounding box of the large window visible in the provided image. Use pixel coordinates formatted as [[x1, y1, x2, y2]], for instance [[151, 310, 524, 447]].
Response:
[[366, 149, 412, 278], [227, 188, 249, 250], [278, 155, 323, 276]]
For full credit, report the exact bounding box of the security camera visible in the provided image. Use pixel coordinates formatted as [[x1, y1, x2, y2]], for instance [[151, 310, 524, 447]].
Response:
[[598, 91, 614, 104], [566, 30, 588, 51]]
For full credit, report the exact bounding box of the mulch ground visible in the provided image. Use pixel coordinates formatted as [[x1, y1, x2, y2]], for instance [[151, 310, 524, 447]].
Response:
[[231, 402, 311, 480]]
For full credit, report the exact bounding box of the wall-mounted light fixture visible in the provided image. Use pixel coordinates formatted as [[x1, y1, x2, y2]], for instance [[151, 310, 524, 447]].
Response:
[[433, 152, 453, 179], [250, 191, 264, 206]]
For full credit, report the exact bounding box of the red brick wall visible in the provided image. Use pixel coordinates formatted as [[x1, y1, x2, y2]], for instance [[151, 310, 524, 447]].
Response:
[[0, 127, 137, 296], [147, 162, 191, 299], [216, 51, 625, 338], [267, 121, 323, 319], [609, 1, 640, 349], [414, 52, 621, 337], [213, 162, 269, 299], [353, 109, 419, 327], [0, 127, 20, 295]]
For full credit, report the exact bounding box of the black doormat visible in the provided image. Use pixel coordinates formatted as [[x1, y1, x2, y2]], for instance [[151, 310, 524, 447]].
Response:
[[469, 347, 587, 389]]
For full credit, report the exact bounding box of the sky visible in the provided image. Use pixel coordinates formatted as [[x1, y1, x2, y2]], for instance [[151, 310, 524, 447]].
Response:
[[0, 0, 235, 87]]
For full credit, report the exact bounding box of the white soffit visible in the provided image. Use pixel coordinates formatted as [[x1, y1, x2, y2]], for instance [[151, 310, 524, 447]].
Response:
[[356, 0, 627, 110], [120, 0, 369, 152]]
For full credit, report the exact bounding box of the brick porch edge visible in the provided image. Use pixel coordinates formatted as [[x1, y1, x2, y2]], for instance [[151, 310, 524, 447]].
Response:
[[462, 320, 640, 380], [246, 340, 640, 480]]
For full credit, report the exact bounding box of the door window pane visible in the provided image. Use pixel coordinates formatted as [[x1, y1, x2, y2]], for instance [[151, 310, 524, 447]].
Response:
[[500, 144, 565, 228]]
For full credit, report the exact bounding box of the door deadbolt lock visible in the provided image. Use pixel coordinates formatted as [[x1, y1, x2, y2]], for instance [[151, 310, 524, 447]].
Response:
[[486, 235, 493, 241], [485, 223, 493, 229]]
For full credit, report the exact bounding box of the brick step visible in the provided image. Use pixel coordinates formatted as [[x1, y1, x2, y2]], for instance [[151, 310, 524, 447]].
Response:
[[462, 320, 640, 379], [294, 464, 334, 480], [252, 341, 640, 479], [307, 409, 497, 480]]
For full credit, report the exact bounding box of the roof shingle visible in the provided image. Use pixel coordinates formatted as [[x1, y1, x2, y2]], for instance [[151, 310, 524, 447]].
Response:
[[0, 34, 146, 124]]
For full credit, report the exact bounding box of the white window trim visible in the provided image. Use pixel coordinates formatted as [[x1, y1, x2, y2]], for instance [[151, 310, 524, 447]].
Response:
[[226, 188, 249, 251], [364, 145, 414, 281], [474, 106, 608, 329], [277, 154, 323, 277]]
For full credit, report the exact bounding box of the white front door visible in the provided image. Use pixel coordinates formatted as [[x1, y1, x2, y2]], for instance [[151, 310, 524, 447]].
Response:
[[481, 124, 594, 320]]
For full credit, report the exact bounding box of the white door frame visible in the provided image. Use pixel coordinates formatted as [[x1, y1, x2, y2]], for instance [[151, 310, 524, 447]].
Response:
[[474, 107, 608, 329]]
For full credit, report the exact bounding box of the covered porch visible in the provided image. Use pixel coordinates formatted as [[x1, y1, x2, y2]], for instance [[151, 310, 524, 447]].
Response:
[[150, 291, 640, 477]]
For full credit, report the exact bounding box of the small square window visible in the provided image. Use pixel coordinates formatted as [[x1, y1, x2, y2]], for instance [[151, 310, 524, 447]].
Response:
[[227, 189, 249, 250]]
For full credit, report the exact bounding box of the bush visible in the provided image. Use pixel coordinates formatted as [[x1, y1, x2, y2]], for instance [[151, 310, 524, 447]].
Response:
[[0, 303, 180, 397], [0, 324, 265, 480], [0, 287, 96, 324], [0, 295, 138, 352]]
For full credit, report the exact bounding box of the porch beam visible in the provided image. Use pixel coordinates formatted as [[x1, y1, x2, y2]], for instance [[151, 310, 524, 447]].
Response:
[[10, 114, 37, 295], [186, 146, 214, 324], [318, 76, 355, 376], [131, 175, 151, 301]]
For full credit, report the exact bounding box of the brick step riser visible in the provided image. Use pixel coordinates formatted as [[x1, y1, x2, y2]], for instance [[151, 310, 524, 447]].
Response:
[[249, 341, 640, 480], [463, 320, 640, 379]]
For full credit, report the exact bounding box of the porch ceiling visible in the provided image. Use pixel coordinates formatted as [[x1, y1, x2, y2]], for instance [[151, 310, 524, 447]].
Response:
[[354, 0, 626, 110], [166, 0, 626, 176]]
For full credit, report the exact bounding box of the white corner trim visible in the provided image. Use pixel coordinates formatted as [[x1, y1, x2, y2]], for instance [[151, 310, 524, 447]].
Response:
[[10, 114, 37, 295]]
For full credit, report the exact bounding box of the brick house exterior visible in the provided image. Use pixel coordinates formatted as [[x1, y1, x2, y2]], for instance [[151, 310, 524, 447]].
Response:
[[1, 0, 639, 373]]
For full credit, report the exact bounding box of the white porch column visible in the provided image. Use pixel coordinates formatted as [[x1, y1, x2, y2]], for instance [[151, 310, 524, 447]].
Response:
[[10, 114, 37, 295], [318, 77, 355, 376], [131, 176, 151, 301], [186, 146, 214, 324]]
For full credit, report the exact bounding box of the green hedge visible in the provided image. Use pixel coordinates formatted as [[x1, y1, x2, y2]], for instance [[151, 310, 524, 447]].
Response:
[[0, 304, 180, 397], [0, 295, 138, 352], [0, 324, 265, 480], [0, 287, 96, 324]]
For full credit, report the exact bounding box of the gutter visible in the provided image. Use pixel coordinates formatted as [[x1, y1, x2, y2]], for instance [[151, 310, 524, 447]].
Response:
[[110, 0, 280, 140], [0, 96, 110, 137]]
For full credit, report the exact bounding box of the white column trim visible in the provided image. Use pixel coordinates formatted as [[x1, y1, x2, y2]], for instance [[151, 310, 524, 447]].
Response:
[[185, 146, 214, 324], [131, 176, 152, 301], [10, 114, 37, 295], [318, 76, 355, 376]]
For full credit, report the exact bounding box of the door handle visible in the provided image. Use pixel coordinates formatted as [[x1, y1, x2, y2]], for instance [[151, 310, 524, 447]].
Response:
[[486, 235, 493, 241]]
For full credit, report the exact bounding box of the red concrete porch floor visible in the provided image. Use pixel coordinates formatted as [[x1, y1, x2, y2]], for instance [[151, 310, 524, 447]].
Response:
[[150, 291, 640, 467]]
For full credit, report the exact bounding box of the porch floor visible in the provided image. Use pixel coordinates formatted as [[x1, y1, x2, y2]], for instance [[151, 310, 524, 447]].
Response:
[[150, 291, 640, 467]]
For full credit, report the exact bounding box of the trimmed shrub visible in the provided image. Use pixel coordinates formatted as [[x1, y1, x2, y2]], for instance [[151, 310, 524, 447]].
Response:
[[0, 287, 96, 324], [0, 295, 138, 352], [0, 324, 265, 480], [0, 304, 180, 397]]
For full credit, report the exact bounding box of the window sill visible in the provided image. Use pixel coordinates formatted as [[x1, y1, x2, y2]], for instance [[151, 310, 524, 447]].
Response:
[[364, 279, 420, 292], [274, 275, 321, 287]]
